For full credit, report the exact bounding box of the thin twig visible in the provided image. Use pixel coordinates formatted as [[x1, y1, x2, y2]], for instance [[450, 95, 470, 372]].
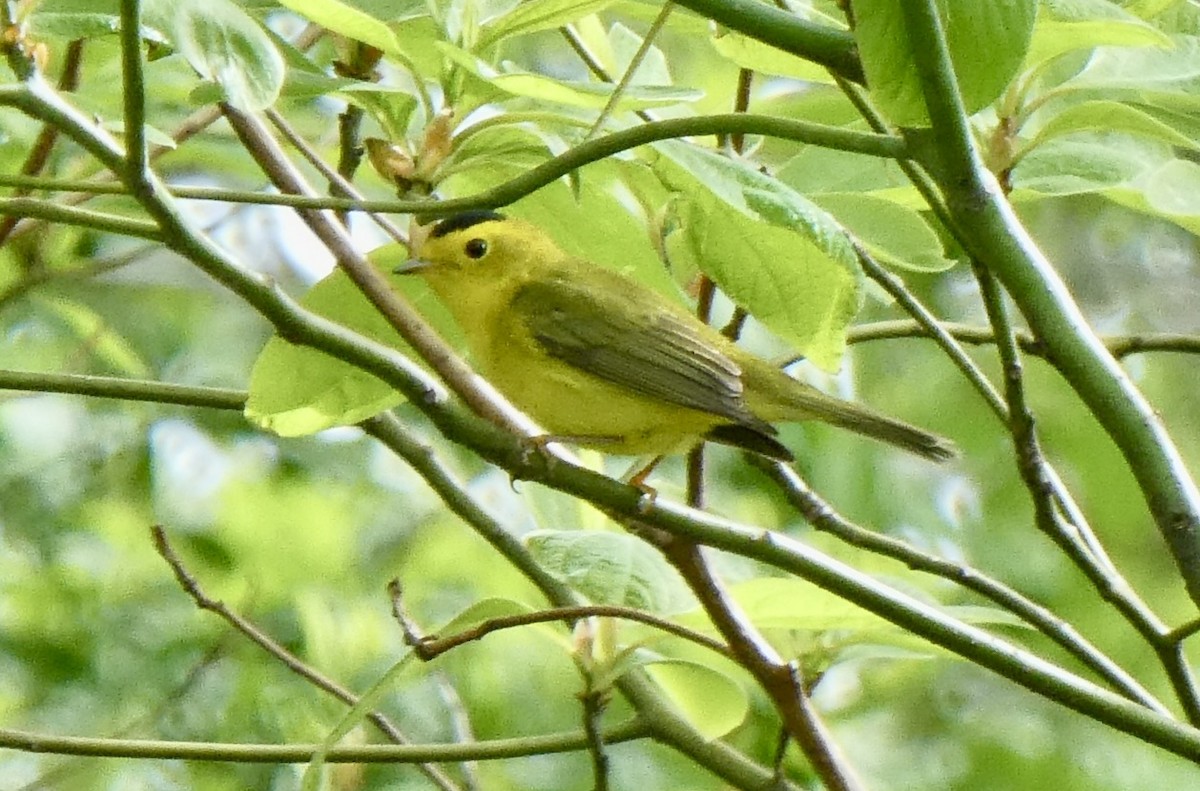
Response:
[[0, 196, 159, 239], [974, 261, 1200, 724], [390, 597, 732, 661], [755, 459, 1167, 714], [560, 25, 655, 125], [433, 673, 482, 791], [848, 320, 1200, 360], [0, 38, 84, 245], [686, 62, 754, 512], [585, 3, 674, 140], [0, 720, 651, 764], [264, 107, 407, 246], [650, 538, 865, 791], [150, 526, 463, 791], [580, 673, 611, 791]]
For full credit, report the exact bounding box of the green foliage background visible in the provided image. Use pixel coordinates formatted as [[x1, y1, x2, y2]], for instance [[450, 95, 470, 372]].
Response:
[[1, 0, 1200, 789]]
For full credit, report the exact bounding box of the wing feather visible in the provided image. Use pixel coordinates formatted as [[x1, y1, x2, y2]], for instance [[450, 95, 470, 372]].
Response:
[[511, 276, 774, 435]]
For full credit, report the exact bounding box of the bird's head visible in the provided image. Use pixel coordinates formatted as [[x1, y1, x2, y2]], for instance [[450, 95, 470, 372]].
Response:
[[395, 210, 563, 293]]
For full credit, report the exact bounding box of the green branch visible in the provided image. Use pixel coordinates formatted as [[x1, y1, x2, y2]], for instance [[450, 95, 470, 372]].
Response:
[[0, 113, 903, 216], [120, 0, 149, 176], [847, 320, 1200, 360], [0, 370, 243, 409], [0, 721, 648, 763], [900, 0, 1200, 608], [0, 196, 160, 240]]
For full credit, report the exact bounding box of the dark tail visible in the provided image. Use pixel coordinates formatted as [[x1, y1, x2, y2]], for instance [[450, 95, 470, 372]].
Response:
[[749, 371, 958, 462], [819, 402, 958, 462]]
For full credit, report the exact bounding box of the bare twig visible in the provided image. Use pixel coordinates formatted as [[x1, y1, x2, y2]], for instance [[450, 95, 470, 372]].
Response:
[[0, 38, 84, 245], [649, 536, 865, 791], [847, 319, 1200, 360], [585, 2, 674, 140], [264, 107, 407, 246], [150, 526, 463, 791], [756, 459, 1167, 714], [579, 671, 611, 791], [387, 586, 731, 661], [560, 26, 655, 125], [974, 261, 1200, 724]]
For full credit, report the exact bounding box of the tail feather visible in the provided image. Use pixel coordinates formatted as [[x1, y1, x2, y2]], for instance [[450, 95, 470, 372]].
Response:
[[746, 369, 957, 462], [818, 402, 958, 462]]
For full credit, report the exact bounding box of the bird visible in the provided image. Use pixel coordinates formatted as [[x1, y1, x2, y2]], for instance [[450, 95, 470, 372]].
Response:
[[394, 210, 955, 475]]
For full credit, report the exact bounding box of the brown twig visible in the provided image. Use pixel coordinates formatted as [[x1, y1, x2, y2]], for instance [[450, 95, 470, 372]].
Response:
[[649, 536, 864, 791], [0, 38, 85, 245], [387, 580, 731, 661]]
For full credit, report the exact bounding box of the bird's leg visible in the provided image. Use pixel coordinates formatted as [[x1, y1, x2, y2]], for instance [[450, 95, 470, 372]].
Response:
[[622, 454, 665, 501]]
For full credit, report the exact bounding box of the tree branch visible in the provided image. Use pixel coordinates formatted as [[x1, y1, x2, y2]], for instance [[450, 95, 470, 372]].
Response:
[[900, 0, 1200, 608], [0, 721, 649, 764], [756, 460, 1167, 715], [848, 320, 1200, 360]]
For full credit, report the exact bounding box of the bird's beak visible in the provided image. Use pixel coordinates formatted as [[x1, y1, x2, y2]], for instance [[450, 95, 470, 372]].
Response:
[[393, 258, 431, 275]]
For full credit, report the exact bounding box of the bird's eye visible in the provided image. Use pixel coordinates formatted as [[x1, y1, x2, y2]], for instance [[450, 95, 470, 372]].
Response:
[[464, 238, 488, 259]]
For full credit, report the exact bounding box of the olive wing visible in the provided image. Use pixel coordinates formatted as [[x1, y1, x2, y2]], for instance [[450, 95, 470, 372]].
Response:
[[510, 276, 773, 435]]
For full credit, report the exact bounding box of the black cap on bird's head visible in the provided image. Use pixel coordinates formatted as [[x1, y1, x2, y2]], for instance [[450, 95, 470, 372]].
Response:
[[428, 210, 507, 239], [394, 210, 509, 275]]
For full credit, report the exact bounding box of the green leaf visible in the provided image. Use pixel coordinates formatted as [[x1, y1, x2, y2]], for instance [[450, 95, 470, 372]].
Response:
[[439, 124, 559, 179], [809, 193, 957, 272], [706, 577, 894, 633], [27, 12, 123, 41], [143, 0, 285, 111], [524, 530, 694, 613], [437, 597, 537, 634], [1022, 100, 1199, 158], [244, 244, 460, 437], [277, 0, 403, 59], [99, 118, 178, 149], [678, 578, 1026, 667], [1026, 0, 1173, 66], [709, 26, 833, 82], [1101, 158, 1200, 235], [851, 0, 1037, 125], [607, 21, 671, 85], [1057, 34, 1200, 93], [641, 656, 748, 739], [437, 42, 702, 110], [776, 144, 910, 194], [1013, 134, 1171, 194], [478, 0, 615, 48], [649, 141, 861, 371]]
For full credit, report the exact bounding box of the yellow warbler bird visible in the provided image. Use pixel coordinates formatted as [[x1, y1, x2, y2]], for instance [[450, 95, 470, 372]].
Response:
[[396, 210, 955, 466]]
